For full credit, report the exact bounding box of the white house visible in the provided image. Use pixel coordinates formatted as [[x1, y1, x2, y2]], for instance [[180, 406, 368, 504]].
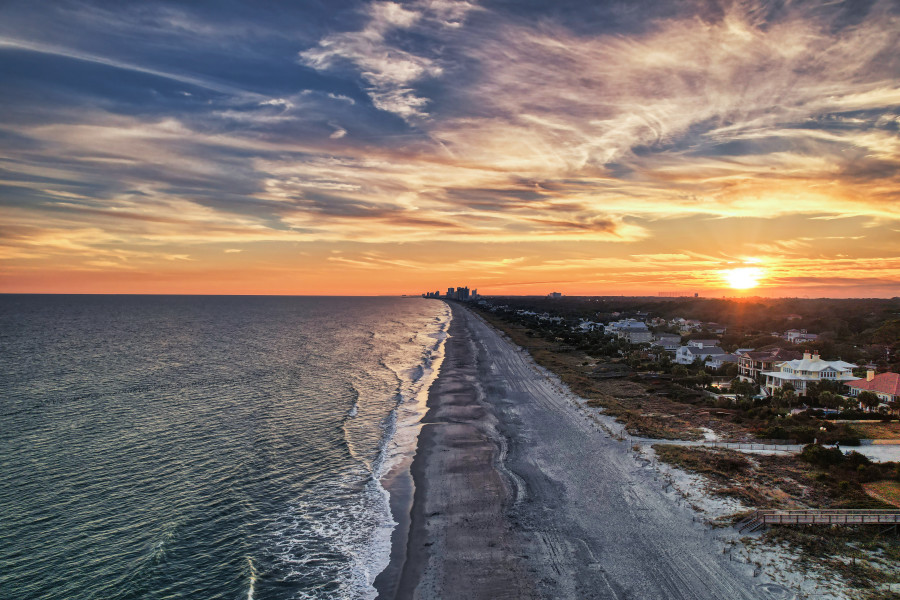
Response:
[[762, 352, 856, 396], [605, 319, 647, 335], [578, 320, 601, 332], [706, 353, 740, 369], [675, 345, 725, 365], [784, 329, 819, 344], [622, 328, 653, 344], [687, 339, 719, 349]]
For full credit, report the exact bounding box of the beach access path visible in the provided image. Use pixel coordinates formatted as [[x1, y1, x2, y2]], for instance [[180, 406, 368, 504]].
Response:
[[378, 303, 792, 600]]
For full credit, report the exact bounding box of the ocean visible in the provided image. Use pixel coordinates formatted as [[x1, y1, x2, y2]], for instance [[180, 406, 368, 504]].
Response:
[[0, 295, 450, 600]]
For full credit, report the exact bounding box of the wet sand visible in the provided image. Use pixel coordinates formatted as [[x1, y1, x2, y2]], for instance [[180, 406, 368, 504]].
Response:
[[374, 302, 536, 599], [376, 303, 786, 599]]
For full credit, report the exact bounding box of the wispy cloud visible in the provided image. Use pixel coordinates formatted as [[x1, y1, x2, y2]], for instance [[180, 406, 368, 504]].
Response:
[[0, 37, 263, 99], [299, 1, 479, 120]]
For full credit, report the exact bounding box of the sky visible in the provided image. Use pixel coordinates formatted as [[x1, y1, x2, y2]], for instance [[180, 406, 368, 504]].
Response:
[[1, 0, 899, 297]]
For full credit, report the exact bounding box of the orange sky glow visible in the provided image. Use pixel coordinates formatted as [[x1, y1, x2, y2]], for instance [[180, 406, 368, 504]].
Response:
[[1, 1, 899, 297]]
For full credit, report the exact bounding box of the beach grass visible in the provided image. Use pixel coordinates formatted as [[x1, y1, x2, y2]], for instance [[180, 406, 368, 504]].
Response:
[[653, 444, 900, 599], [853, 422, 900, 441], [475, 308, 710, 439], [864, 481, 900, 507]]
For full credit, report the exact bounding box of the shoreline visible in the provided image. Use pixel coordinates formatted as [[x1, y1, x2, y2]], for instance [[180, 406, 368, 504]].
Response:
[[372, 302, 451, 599], [374, 302, 535, 599]]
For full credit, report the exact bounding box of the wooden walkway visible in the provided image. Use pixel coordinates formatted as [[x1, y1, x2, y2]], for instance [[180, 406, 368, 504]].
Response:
[[737, 509, 900, 532]]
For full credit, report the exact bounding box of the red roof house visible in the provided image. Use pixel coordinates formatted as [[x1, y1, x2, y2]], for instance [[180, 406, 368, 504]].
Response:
[[847, 372, 900, 403]]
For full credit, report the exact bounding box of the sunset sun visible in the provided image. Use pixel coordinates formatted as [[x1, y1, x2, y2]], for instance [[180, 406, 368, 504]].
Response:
[[724, 267, 763, 290]]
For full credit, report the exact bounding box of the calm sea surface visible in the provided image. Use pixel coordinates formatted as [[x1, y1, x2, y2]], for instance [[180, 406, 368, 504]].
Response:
[[0, 295, 449, 600]]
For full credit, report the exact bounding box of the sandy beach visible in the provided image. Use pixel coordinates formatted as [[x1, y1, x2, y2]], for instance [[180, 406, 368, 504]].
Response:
[[376, 303, 797, 600]]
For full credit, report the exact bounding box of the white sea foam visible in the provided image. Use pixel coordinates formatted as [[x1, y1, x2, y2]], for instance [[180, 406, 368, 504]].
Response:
[[266, 301, 452, 600], [268, 471, 390, 599], [355, 301, 452, 599], [246, 557, 257, 600]]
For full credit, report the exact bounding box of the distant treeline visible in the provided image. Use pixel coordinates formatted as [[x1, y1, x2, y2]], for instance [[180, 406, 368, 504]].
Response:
[[481, 296, 900, 371]]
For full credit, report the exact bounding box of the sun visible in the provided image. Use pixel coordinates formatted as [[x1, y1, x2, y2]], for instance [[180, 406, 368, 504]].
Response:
[[724, 267, 763, 290]]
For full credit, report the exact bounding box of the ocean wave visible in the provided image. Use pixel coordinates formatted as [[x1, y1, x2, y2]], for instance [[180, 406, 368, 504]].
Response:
[[263, 469, 390, 600], [353, 302, 452, 598], [362, 302, 452, 593], [266, 301, 452, 600]]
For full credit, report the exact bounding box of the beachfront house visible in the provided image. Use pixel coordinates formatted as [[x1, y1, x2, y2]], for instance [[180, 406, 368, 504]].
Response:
[[578, 320, 602, 332], [704, 323, 727, 334], [653, 334, 682, 352], [678, 320, 703, 334], [738, 348, 803, 382], [605, 318, 647, 335], [761, 352, 856, 397], [621, 328, 653, 344], [783, 329, 818, 343], [705, 354, 740, 370], [846, 371, 900, 406], [687, 339, 719, 349], [604, 319, 652, 344], [538, 313, 564, 324], [675, 345, 725, 365]]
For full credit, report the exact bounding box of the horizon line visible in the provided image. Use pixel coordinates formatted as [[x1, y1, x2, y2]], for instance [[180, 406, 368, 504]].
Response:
[[1, 292, 898, 300]]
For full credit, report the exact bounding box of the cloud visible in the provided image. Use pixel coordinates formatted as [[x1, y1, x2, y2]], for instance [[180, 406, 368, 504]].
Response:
[[329, 123, 347, 139], [259, 98, 294, 109], [0, 37, 262, 99], [421, 0, 900, 217], [299, 1, 479, 119], [3, 0, 900, 295]]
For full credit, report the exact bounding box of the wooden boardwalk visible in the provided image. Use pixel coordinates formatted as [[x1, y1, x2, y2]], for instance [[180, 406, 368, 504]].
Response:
[[738, 509, 900, 532]]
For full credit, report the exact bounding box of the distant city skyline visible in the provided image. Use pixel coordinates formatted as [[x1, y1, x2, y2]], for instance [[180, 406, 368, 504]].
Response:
[[1, 1, 899, 297]]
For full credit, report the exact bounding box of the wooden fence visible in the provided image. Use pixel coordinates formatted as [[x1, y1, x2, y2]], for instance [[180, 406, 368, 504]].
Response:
[[705, 441, 797, 452], [738, 509, 900, 532]]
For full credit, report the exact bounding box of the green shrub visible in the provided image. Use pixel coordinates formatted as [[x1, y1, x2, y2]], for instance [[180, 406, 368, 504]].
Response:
[[844, 452, 872, 469], [800, 443, 845, 467]]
